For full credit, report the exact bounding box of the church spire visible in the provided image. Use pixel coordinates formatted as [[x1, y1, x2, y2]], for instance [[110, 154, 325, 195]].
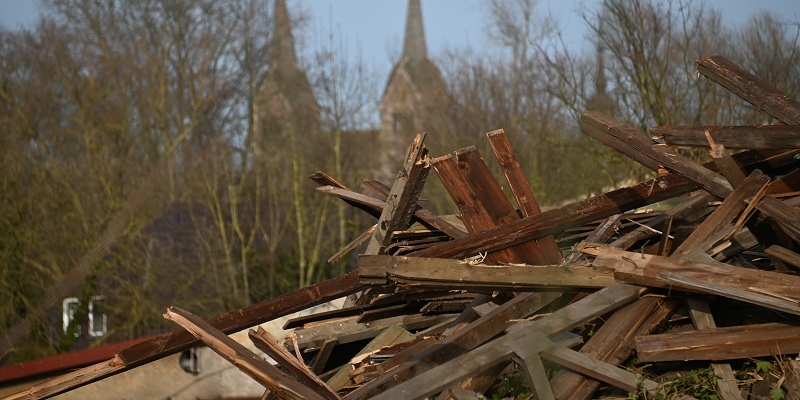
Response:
[[271, 0, 297, 68], [402, 0, 427, 60], [594, 44, 608, 95]]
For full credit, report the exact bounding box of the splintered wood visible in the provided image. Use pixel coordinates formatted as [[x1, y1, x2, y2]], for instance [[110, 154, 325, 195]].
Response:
[[9, 55, 800, 400]]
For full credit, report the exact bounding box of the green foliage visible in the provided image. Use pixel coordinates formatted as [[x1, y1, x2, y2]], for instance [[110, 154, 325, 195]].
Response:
[[771, 386, 786, 400], [630, 368, 721, 400], [491, 371, 533, 400], [757, 361, 773, 373]]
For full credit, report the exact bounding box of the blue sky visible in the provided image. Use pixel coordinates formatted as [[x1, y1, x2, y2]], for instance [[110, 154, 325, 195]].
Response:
[[1, 0, 799, 81]]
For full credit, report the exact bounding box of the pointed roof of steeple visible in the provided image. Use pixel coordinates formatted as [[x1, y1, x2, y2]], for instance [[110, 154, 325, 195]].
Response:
[[402, 0, 427, 61], [271, 0, 297, 69], [587, 43, 616, 116], [594, 44, 608, 95]]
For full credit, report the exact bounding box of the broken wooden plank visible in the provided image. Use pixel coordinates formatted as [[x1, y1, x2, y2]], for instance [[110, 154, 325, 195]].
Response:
[[347, 284, 642, 400], [326, 325, 415, 390], [360, 178, 468, 239], [706, 131, 748, 188], [289, 313, 451, 350], [657, 271, 800, 316], [549, 297, 680, 400], [3, 356, 125, 400], [487, 128, 563, 264], [359, 254, 614, 290], [696, 55, 800, 125], [589, 247, 800, 305], [607, 193, 712, 251], [684, 298, 743, 400], [412, 172, 697, 260], [431, 150, 522, 263], [282, 300, 407, 330], [309, 338, 337, 375], [117, 272, 363, 367], [412, 148, 800, 260], [456, 145, 554, 263], [248, 327, 340, 400], [672, 169, 770, 255], [539, 335, 665, 396], [636, 322, 800, 362], [327, 224, 376, 263], [566, 214, 622, 263], [651, 125, 800, 149], [163, 306, 324, 400], [366, 132, 431, 254], [582, 111, 800, 242], [343, 291, 563, 400], [510, 333, 556, 400], [367, 330, 578, 400], [765, 245, 800, 269], [582, 111, 732, 195]]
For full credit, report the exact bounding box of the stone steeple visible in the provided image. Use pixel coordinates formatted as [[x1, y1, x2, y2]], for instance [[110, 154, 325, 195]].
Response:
[[402, 0, 427, 61], [254, 0, 320, 136], [380, 0, 449, 152], [586, 44, 616, 116], [271, 0, 297, 69]]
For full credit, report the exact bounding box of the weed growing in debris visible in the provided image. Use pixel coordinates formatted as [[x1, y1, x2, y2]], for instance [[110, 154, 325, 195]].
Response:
[[490, 370, 533, 400], [628, 368, 720, 400]]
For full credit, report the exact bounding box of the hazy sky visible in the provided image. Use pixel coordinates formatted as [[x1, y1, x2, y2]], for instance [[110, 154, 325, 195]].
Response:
[[1, 0, 799, 80]]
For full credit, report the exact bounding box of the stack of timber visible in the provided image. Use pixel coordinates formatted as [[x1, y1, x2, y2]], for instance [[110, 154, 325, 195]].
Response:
[[8, 55, 800, 400]]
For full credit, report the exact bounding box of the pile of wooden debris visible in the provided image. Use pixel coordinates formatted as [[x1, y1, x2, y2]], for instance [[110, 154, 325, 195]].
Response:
[[9, 55, 800, 400]]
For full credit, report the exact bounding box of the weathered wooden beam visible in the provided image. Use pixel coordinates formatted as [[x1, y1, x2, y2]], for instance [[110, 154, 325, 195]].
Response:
[[657, 271, 800, 316], [431, 149, 522, 263], [117, 272, 363, 367], [163, 307, 324, 400], [765, 245, 800, 269], [359, 178, 468, 239], [366, 132, 431, 254], [607, 193, 712, 251], [684, 298, 743, 400], [368, 331, 578, 400], [315, 186, 385, 215], [325, 325, 415, 391], [289, 313, 452, 350], [511, 333, 556, 400], [590, 246, 800, 305], [3, 356, 125, 400], [327, 224, 375, 263], [487, 129, 563, 264], [566, 214, 622, 263], [432, 146, 549, 336], [359, 255, 614, 290], [282, 300, 406, 330], [457, 146, 555, 263], [540, 337, 665, 396], [346, 284, 643, 400], [343, 291, 563, 400], [705, 130, 748, 189], [549, 297, 680, 400], [696, 55, 800, 125], [249, 327, 340, 400], [636, 322, 800, 362], [411, 147, 799, 260], [582, 112, 800, 242], [411, 172, 697, 260], [582, 111, 732, 195], [672, 170, 770, 256], [309, 338, 337, 375], [651, 125, 800, 149], [767, 168, 800, 195]]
